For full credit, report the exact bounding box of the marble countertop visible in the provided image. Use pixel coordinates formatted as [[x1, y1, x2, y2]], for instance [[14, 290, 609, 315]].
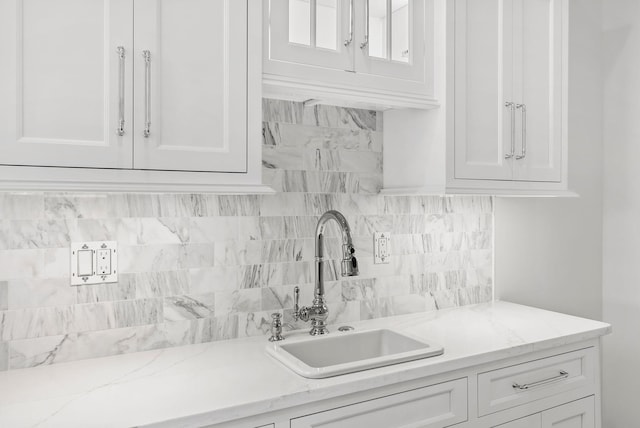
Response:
[[0, 301, 611, 428]]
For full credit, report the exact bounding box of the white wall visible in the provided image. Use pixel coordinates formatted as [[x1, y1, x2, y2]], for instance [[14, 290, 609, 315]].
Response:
[[495, 0, 604, 321], [602, 1, 640, 426]]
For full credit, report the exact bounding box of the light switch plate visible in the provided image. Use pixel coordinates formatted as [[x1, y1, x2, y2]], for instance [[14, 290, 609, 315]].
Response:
[[374, 232, 391, 264], [70, 241, 118, 286]]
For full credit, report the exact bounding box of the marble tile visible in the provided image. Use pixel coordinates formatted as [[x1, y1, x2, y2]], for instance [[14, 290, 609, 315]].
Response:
[[0, 193, 44, 220], [262, 146, 304, 170], [190, 217, 239, 242], [7, 278, 76, 309], [0, 305, 73, 341], [302, 104, 378, 131], [181, 243, 215, 269], [0, 282, 7, 310], [136, 319, 214, 352], [164, 294, 215, 321], [42, 248, 70, 279], [0, 341, 7, 371], [76, 280, 136, 304], [44, 194, 110, 219], [262, 99, 304, 124], [127, 271, 190, 299], [215, 289, 261, 314], [71, 299, 161, 334], [269, 122, 383, 152], [118, 244, 185, 273], [303, 149, 382, 173], [190, 266, 239, 294]]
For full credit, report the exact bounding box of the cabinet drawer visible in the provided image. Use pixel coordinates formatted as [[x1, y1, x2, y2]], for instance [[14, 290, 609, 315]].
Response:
[[291, 378, 467, 428], [478, 348, 595, 416]]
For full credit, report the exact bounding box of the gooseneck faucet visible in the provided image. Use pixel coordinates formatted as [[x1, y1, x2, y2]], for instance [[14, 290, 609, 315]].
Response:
[[294, 210, 359, 335]]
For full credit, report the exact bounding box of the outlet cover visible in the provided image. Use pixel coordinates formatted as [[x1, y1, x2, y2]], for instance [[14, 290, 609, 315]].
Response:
[[71, 241, 118, 286], [374, 232, 391, 264]]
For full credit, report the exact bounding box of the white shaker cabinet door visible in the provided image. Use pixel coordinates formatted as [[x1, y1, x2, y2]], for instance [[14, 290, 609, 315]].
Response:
[[541, 397, 595, 428], [512, 0, 565, 183], [133, 0, 248, 172], [495, 414, 542, 428], [0, 0, 133, 169], [452, 0, 514, 181]]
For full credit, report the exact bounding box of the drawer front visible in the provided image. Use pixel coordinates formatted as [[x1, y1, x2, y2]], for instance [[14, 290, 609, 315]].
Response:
[[291, 378, 467, 428], [478, 347, 595, 416]]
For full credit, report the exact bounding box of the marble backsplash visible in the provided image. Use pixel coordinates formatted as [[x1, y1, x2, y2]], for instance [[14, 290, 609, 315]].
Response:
[[0, 99, 493, 372]]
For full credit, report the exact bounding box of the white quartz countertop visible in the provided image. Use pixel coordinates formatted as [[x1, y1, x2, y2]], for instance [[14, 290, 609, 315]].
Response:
[[0, 301, 611, 428]]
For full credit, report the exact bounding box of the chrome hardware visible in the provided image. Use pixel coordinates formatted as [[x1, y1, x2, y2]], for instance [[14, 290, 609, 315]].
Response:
[[516, 103, 527, 160], [505, 102, 516, 159], [116, 46, 125, 136], [143, 50, 151, 138], [344, 0, 354, 47], [512, 370, 569, 391], [268, 313, 285, 342], [293, 210, 359, 336], [360, 0, 369, 50], [338, 326, 354, 332]]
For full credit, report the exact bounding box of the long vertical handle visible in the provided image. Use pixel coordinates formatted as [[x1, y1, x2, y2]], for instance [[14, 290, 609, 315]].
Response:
[[360, 0, 369, 49], [116, 46, 126, 136], [504, 102, 516, 159], [143, 50, 151, 138], [516, 104, 527, 159], [293, 286, 300, 321], [344, 0, 354, 46]]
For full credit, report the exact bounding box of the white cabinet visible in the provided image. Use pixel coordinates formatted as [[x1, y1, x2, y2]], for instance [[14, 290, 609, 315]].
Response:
[[541, 397, 594, 428], [495, 397, 595, 428], [0, 0, 133, 169], [263, 0, 436, 109], [0, 0, 267, 192], [291, 378, 467, 428], [453, 0, 564, 184], [382, 0, 570, 196]]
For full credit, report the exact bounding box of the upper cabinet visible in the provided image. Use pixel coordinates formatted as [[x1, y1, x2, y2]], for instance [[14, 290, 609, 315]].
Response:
[[383, 0, 570, 196], [263, 0, 437, 109], [0, 0, 269, 193]]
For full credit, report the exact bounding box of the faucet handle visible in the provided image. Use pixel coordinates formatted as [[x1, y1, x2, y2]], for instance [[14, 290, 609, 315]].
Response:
[[269, 313, 285, 342], [293, 286, 300, 321]]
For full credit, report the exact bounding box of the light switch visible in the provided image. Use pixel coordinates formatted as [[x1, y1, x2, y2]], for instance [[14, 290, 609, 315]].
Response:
[[77, 249, 93, 277], [71, 241, 118, 286]]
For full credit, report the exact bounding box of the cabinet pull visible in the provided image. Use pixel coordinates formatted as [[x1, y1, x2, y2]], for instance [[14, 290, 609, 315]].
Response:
[[504, 102, 516, 159], [360, 0, 369, 49], [512, 370, 569, 391], [143, 50, 151, 138], [344, 0, 354, 46], [516, 103, 527, 160], [116, 46, 126, 136]]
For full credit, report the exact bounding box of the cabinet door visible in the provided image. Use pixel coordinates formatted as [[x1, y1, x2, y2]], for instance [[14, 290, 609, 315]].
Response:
[[291, 378, 467, 428], [541, 397, 595, 428], [133, 0, 247, 172], [512, 0, 564, 182], [495, 414, 542, 428], [453, 0, 514, 181], [267, 0, 353, 72], [354, 0, 426, 82], [0, 0, 133, 169]]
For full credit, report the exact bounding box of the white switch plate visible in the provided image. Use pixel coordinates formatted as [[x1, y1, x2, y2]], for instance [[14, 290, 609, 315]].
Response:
[[70, 241, 118, 286], [374, 232, 391, 264]]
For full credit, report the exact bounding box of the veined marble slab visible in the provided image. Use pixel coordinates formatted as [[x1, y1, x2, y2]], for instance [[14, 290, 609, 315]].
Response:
[[0, 302, 610, 428]]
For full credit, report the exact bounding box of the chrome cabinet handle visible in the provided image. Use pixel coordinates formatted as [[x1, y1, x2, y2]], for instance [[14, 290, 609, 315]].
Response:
[[143, 50, 151, 138], [293, 286, 300, 321], [513, 370, 569, 391], [344, 0, 354, 46], [116, 46, 126, 136], [505, 102, 516, 159], [516, 103, 527, 159], [360, 0, 369, 49]]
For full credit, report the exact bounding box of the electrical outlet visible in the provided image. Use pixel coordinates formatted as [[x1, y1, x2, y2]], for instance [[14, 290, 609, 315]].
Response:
[[374, 232, 391, 264], [71, 241, 118, 285]]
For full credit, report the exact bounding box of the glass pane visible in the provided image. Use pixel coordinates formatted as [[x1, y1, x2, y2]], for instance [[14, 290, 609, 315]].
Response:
[[289, 0, 311, 45], [391, 0, 409, 62], [316, 0, 337, 50], [368, 0, 388, 59]]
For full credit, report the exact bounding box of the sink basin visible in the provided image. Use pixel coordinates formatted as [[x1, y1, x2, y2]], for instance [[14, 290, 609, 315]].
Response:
[[266, 328, 444, 378]]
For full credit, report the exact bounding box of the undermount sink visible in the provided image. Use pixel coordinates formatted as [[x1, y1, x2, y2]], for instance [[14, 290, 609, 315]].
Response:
[[266, 328, 444, 378]]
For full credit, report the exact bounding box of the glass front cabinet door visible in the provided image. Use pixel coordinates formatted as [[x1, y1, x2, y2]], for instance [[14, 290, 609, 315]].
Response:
[[264, 0, 436, 109]]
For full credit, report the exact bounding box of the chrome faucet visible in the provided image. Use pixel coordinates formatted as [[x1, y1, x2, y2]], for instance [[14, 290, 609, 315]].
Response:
[[294, 210, 359, 335]]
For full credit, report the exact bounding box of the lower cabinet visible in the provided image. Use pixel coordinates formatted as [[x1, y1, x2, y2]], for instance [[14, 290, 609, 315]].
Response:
[[496, 396, 595, 428], [290, 378, 467, 428]]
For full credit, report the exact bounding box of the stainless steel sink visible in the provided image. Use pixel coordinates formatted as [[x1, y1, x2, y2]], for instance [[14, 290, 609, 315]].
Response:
[[266, 328, 444, 378]]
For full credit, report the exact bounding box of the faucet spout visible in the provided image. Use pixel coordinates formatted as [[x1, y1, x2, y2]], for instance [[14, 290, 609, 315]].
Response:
[[296, 210, 358, 336]]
